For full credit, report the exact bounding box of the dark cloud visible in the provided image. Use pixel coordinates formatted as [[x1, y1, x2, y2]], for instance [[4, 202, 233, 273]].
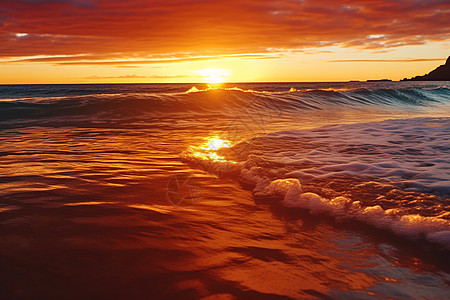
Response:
[[1, 0, 96, 8]]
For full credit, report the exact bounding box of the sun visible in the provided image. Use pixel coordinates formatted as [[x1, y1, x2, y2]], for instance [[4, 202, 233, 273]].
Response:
[[197, 69, 230, 84]]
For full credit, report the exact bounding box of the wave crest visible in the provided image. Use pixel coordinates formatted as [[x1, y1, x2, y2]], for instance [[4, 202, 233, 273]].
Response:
[[1, 85, 449, 124], [181, 118, 450, 249]]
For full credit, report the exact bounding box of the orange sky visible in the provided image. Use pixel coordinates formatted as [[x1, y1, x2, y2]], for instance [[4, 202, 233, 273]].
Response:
[[0, 0, 449, 83]]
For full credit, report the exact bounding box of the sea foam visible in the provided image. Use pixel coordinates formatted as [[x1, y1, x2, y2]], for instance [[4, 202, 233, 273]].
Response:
[[182, 117, 450, 248]]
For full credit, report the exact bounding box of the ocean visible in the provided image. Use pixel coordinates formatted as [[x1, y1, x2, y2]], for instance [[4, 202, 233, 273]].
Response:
[[0, 82, 449, 299]]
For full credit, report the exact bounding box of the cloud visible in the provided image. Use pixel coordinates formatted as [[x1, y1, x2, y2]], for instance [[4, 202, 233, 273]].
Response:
[[0, 0, 449, 61], [2, 52, 282, 66], [83, 74, 190, 79]]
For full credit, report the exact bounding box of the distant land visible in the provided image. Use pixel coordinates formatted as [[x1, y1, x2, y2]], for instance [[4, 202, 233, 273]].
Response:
[[366, 79, 392, 82], [402, 56, 450, 81]]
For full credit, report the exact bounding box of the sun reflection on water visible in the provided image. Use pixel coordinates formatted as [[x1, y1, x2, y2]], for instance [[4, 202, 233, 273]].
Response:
[[187, 136, 236, 164], [188, 137, 233, 161], [205, 138, 232, 151]]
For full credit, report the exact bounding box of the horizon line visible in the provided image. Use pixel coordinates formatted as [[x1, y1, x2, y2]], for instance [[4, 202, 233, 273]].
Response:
[[0, 80, 407, 85]]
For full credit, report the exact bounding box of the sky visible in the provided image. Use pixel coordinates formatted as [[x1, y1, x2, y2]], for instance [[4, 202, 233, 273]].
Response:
[[0, 0, 449, 83]]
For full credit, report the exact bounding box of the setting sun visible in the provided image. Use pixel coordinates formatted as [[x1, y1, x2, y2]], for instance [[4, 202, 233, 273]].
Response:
[[197, 69, 230, 83]]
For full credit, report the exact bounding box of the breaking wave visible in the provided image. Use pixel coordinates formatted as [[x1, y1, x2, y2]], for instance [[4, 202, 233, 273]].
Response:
[[1, 84, 449, 124], [182, 117, 450, 249]]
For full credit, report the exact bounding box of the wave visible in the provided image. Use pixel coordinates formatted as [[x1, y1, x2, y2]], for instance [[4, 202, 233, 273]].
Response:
[[1, 85, 449, 124], [181, 117, 450, 249]]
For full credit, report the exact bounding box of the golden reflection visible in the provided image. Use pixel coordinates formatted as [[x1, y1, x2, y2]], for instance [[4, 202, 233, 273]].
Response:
[[0, 206, 19, 213], [187, 137, 235, 162], [127, 204, 173, 214], [65, 201, 119, 206], [182, 136, 242, 176], [205, 138, 232, 151], [184, 85, 264, 94]]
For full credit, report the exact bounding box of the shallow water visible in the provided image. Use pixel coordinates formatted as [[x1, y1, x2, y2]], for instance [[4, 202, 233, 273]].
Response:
[[0, 82, 449, 299]]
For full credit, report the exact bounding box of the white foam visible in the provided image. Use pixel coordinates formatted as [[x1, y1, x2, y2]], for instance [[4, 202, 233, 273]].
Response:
[[183, 117, 450, 248], [269, 118, 450, 195], [254, 178, 303, 200], [250, 176, 450, 248]]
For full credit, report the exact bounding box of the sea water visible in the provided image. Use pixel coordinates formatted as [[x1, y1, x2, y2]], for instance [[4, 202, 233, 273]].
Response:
[[0, 82, 449, 299]]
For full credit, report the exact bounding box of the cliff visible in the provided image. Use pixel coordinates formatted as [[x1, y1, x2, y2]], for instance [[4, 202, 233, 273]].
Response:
[[402, 56, 450, 81]]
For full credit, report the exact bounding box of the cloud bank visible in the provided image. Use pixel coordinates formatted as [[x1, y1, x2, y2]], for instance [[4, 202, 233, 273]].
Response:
[[1, 0, 449, 63]]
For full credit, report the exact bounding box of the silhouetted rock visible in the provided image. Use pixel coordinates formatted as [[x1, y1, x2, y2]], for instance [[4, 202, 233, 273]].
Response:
[[402, 56, 450, 81]]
